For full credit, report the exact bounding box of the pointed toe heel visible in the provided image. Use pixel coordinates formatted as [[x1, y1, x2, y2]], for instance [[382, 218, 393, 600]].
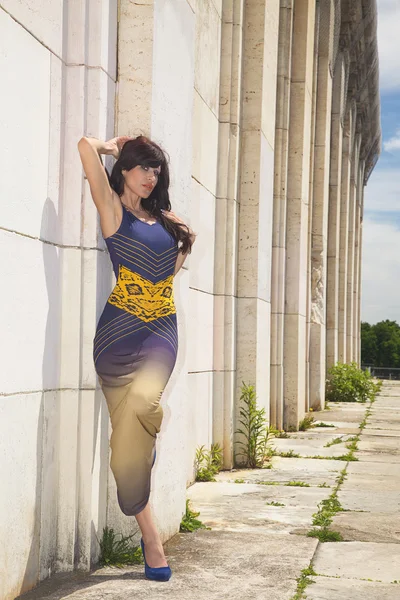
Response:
[[140, 538, 172, 582]]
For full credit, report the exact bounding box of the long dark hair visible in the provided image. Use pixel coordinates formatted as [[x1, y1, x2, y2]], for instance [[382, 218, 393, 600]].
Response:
[[108, 135, 194, 255]]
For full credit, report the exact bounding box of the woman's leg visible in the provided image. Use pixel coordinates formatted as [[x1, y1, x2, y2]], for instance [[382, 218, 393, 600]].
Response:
[[135, 503, 168, 567]]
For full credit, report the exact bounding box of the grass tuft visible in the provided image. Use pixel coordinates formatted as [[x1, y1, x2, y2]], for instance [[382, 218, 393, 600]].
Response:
[[290, 564, 317, 599], [307, 528, 343, 542], [180, 500, 209, 533], [299, 416, 315, 431], [325, 437, 343, 448], [285, 481, 310, 487], [98, 527, 143, 567]]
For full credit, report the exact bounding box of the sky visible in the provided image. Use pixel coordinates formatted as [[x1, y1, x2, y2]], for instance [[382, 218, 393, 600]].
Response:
[[361, 0, 400, 325]]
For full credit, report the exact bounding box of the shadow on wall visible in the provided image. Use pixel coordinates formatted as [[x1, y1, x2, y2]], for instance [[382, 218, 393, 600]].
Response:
[[19, 199, 61, 597]]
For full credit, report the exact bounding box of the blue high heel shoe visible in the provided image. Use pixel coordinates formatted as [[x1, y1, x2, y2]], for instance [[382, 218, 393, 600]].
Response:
[[140, 538, 172, 581]]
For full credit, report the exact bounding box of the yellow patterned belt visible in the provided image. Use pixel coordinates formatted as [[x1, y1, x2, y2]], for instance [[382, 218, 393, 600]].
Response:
[[107, 264, 176, 322]]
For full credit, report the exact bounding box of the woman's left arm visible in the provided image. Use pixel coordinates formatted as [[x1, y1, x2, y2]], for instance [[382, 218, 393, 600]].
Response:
[[161, 209, 197, 276]]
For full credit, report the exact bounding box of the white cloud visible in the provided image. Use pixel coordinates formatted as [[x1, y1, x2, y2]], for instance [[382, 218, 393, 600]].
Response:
[[377, 0, 400, 91], [364, 167, 400, 213], [361, 217, 400, 324], [383, 130, 400, 152]]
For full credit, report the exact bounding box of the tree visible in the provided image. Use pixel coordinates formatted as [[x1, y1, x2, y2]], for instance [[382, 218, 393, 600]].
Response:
[[361, 320, 400, 367]]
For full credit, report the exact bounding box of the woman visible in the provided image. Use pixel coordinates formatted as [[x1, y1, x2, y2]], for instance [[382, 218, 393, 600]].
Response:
[[78, 134, 196, 581]]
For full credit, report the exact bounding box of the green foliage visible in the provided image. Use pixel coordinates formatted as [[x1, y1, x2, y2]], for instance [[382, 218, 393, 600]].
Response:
[[266, 501, 285, 506], [298, 415, 315, 431], [276, 450, 301, 458], [275, 431, 289, 438], [307, 528, 343, 542], [98, 527, 143, 567], [234, 382, 275, 468], [180, 500, 209, 533], [361, 319, 400, 367], [195, 443, 223, 482], [285, 481, 310, 487], [313, 422, 335, 428], [326, 362, 380, 403], [325, 436, 343, 447], [291, 565, 317, 600]]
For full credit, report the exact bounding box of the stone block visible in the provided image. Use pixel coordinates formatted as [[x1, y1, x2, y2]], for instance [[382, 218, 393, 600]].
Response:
[[0, 393, 43, 599], [0, 231, 61, 394], [213, 294, 237, 371], [1, 0, 63, 56], [313, 541, 400, 583], [189, 179, 216, 294], [192, 90, 219, 196], [87, 0, 118, 79], [214, 197, 239, 296], [152, 0, 195, 218], [194, 0, 221, 117], [0, 10, 52, 240], [187, 288, 214, 372]]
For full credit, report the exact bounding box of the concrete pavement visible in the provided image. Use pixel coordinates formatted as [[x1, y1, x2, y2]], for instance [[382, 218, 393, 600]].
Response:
[[18, 381, 400, 600]]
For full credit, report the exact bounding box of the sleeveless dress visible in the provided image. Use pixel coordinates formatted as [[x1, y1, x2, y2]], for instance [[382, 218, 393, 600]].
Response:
[[94, 204, 179, 516]]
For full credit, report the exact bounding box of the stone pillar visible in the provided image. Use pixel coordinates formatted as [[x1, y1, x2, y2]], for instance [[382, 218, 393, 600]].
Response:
[[235, 0, 279, 453], [284, 0, 316, 429], [309, 0, 334, 410], [270, 0, 294, 430], [116, 0, 196, 539], [326, 54, 346, 370], [352, 163, 364, 363], [346, 134, 361, 362], [357, 187, 364, 365], [338, 108, 354, 362], [305, 0, 320, 412], [213, 1, 244, 468]]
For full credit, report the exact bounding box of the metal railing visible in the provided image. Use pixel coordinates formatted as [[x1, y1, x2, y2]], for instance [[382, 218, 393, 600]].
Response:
[[362, 365, 400, 380]]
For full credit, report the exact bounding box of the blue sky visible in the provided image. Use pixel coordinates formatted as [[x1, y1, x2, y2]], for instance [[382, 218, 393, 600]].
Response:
[[362, 0, 400, 324]]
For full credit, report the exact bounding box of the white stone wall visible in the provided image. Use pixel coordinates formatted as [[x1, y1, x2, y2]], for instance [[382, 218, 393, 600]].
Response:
[[0, 2, 116, 598], [0, 1, 379, 598]]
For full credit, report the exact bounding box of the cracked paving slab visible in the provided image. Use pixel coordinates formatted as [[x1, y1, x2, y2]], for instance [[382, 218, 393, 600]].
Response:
[[17, 384, 400, 600], [312, 541, 400, 582], [306, 577, 400, 599]]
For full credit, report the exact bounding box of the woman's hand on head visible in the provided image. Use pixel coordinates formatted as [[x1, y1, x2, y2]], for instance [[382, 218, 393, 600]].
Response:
[[106, 136, 132, 159]]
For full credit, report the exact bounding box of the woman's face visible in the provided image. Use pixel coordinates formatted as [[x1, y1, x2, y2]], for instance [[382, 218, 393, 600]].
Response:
[[122, 164, 161, 198]]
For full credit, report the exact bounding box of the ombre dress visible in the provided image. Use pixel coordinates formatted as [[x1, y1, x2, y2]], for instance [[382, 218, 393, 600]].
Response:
[[94, 204, 179, 515]]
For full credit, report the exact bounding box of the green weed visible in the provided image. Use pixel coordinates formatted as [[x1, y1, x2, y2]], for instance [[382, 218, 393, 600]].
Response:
[[307, 528, 343, 542], [290, 564, 317, 600], [285, 481, 310, 487], [299, 415, 315, 431], [325, 437, 344, 448], [98, 527, 143, 567], [234, 382, 275, 468], [180, 500, 209, 533], [195, 443, 223, 482]]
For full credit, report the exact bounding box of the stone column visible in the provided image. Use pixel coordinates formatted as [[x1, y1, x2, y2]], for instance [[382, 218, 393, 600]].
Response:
[[357, 187, 364, 365], [284, 0, 316, 429], [352, 163, 364, 363], [235, 0, 279, 452], [309, 0, 334, 410], [213, 1, 244, 468], [338, 108, 354, 362], [270, 0, 294, 430], [116, 0, 196, 538], [326, 54, 346, 370], [346, 134, 361, 361]]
